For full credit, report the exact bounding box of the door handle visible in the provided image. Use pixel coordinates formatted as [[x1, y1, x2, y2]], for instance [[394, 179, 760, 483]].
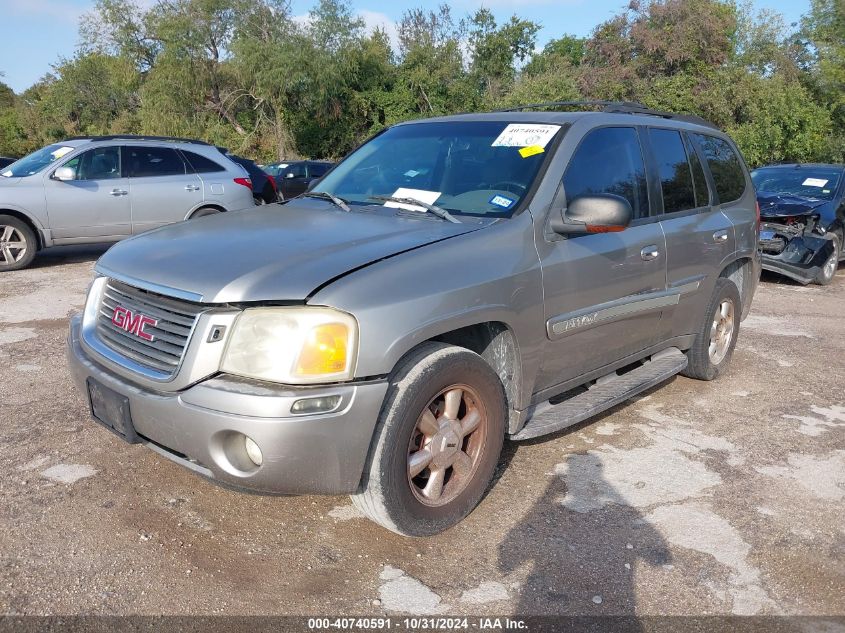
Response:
[[713, 230, 729, 242], [641, 245, 660, 261], [109, 189, 127, 196], [185, 184, 200, 192]]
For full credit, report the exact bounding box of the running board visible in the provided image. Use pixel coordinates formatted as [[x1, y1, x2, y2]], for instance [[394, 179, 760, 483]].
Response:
[[511, 347, 687, 441]]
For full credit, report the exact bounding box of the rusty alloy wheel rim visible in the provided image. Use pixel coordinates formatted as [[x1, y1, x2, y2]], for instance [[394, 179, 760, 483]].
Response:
[[407, 384, 488, 507], [708, 298, 735, 365]]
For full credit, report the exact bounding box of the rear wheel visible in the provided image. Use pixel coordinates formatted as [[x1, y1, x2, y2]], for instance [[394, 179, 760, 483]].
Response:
[[681, 278, 741, 381], [0, 215, 37, 272], [352, 342, 506, 536], [814, 233, 840, 286]]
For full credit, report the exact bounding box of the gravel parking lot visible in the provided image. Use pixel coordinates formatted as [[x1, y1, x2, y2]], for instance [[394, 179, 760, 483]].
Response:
[[0, 246, 843, 618]]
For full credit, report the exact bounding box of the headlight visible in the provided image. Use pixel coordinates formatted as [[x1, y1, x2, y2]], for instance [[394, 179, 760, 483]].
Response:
[[220, 307, 358, 384]]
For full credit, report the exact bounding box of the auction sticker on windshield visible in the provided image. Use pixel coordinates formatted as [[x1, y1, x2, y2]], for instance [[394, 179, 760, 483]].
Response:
[[492, 124, 560, 149]]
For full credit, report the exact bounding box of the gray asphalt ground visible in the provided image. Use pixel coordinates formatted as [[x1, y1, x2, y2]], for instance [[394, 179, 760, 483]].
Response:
[[0, 245, 843, 617]]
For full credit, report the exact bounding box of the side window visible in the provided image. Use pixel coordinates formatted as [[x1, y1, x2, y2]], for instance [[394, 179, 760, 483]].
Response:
[[62, 147, 121, 181], [126, 146, 186, 178], [684, 134, 710, 207], [563, 127, 649, 219], [690, 134, 746, 204], [284, 163, 307, 179], [182, 150, 225, 173], [648, 128, 696, 214], [309, 163, 329, 178]]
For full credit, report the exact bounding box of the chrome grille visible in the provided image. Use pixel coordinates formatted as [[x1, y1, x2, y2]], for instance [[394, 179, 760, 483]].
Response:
[[96, 279, 206, 375]]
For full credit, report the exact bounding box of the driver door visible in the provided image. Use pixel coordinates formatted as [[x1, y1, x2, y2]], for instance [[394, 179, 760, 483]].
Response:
[[281, 162, 309, 198], [535, 126, 668, 391], [44, 146, 131, 242]]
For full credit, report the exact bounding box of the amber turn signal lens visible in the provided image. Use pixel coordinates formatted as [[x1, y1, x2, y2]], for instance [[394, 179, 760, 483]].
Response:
[[296, 323, 350, 376]]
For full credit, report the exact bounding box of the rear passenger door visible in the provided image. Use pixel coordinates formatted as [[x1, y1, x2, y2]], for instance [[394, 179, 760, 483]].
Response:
[[124, 146, 204, 234], [536, 126, 668, 391], [646, 129, 736, 337]]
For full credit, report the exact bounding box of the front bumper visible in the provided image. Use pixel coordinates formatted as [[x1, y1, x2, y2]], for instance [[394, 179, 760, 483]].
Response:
[[758, 224, 836, 284], [68, 315, 388, 495]]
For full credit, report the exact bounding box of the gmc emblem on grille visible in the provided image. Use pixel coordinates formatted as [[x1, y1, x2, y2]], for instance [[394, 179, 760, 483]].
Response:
[[112, 306, 158, 342]]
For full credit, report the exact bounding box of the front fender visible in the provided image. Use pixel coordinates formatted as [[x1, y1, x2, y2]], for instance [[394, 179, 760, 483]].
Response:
[[308, 213, 545, 410]]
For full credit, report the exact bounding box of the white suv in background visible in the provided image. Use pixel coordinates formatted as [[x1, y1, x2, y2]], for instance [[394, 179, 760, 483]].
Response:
[[0, 135, 255, 271]]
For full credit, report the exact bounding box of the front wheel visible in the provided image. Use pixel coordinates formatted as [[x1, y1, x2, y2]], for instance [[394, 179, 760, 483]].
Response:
[[352, 342, 506, 536], [0, 215, 37, 272], [681, 278, 741, 381], [814, 233, 840, 286]]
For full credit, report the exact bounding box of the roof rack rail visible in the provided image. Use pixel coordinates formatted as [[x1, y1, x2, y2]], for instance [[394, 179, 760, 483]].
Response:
[[62, 135, 212, 145], [496, 100, 718, 129], [497, 100, 647, 112]]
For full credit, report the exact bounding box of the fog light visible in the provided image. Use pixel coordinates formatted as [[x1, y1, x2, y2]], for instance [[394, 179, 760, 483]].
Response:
[[244, 436, 263, 466], [290, 395, 342, 415]]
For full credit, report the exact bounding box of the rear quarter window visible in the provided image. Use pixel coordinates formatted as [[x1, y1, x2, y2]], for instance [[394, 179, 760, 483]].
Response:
[[182, 151, 226, 173], [690, 134, 746, 204]]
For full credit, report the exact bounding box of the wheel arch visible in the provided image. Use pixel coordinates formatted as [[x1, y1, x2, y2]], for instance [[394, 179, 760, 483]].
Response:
[[388, 320, 523, 432], [719, 256, 757, 320], [0, 208, 44, 250], [185, 203, 226, 220]]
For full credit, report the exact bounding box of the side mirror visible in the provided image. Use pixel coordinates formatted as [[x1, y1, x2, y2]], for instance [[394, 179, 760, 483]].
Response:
[[52, 166, 75, 182], [551, 194, 632, 235]]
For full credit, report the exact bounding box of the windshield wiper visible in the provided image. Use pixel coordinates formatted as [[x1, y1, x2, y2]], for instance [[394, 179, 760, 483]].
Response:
[[302, 191, 350, 212], [369, 195, 461, 224]]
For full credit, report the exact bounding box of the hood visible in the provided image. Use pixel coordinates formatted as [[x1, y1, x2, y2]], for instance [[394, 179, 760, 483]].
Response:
[[757, 192, 828, 218], [96, 201, 486, 303]]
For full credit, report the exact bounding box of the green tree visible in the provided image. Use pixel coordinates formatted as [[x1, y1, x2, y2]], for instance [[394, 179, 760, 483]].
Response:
[[468, 9, 540, 103], [395, 6, 474, 116], [801, 0, 845, 160]]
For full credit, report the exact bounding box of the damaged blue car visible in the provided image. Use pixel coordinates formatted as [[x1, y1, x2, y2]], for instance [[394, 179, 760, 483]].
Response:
[[752, 164, 844, 285]]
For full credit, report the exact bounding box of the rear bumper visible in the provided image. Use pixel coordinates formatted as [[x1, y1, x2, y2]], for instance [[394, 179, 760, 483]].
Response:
[[67, 315, 388, 495]]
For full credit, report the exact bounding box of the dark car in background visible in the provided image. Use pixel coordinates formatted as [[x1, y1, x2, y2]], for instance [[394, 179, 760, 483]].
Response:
[[222, 152, 278, 205], [264, 160, 334, 200], [752, 164, 844, 285], [0, 157, 17, 169]]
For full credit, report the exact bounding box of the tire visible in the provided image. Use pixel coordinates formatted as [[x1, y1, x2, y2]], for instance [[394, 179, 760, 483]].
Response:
[[352, 342, 506, 536], [262, 183, 277, 204], [813, 233, 840, 286], [0, 214, 37, 272], [681, 278, 742, 381], [190, 207, 222, 219], [253, 195, 266, 206]]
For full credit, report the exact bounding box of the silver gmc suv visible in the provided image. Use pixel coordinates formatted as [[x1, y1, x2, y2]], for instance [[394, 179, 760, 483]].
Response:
[[68, 103, 761, 536], [0, 135, 255, 271]]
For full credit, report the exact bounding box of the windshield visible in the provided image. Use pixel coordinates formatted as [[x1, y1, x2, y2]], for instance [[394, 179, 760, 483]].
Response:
[[312, 121, 563, 217], [0, 144, 78, 178], [751, 167, 841, 201]]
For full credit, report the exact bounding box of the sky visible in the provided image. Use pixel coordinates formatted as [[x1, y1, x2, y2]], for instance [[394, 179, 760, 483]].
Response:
[[0, 0, 810, 94]]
